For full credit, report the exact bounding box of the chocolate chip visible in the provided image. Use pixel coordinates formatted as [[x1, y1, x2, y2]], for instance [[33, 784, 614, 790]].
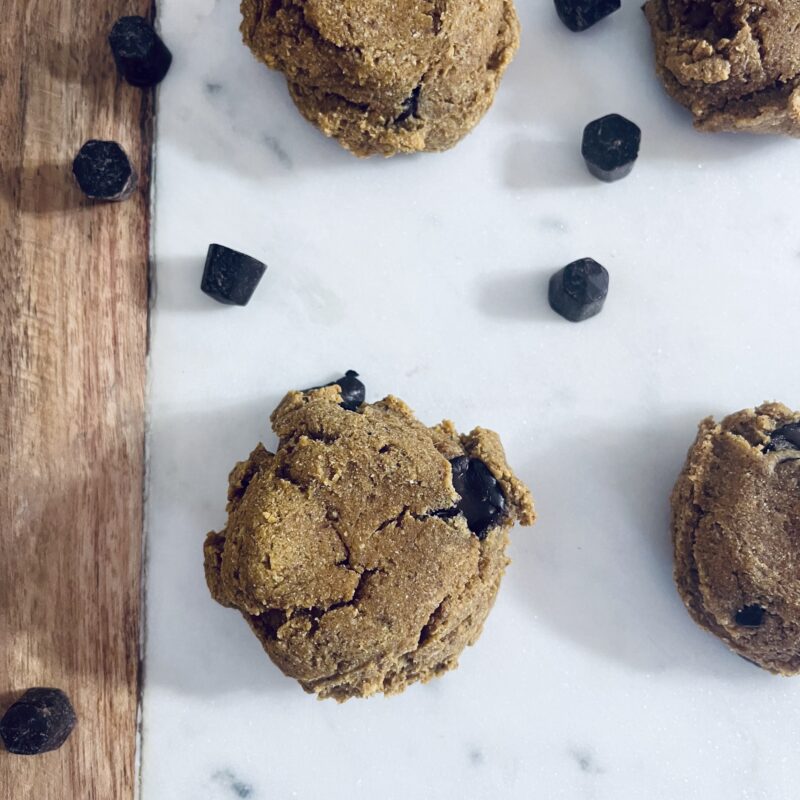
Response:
[[0, 688, 77, 756], [764, 423, 800, 453], [72, 140, 138, 202], [446, 456, 506, 540], [201, 244, 267, 307], [582, 114, 641, 182], [548, 258, 609, 322], [303, 370, 365, 412], [109, 16, 173, 88], [735, 605, 765, 627], [554, 0, 620, 31], [396, 85, 421, 124]]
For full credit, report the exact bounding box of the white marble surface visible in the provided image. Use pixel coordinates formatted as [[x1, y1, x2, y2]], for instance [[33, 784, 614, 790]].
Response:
[[144, 1, 800, 798]]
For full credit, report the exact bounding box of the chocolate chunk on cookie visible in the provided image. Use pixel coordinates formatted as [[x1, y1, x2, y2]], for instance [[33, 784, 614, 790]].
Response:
[[239, 0, 520, 156], [204, 377, 535, 700], [644, 0, 800, 136], [671, 403, 800, 673]]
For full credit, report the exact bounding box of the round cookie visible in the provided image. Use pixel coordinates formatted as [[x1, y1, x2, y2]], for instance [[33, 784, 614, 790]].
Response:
[[240, 0, 520, 156], [204, 374, 535, 700], [672, 403, 800, 672], [644, 0, 800, 136]]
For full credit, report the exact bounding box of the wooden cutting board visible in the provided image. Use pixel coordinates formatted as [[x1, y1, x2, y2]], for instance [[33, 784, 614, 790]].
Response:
[[0, 1, 153, 797]]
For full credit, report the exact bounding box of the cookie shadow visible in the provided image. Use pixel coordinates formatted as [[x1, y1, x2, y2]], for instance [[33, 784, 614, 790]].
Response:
[[144, 395, 302, 697], [508, 412, 772, 680]]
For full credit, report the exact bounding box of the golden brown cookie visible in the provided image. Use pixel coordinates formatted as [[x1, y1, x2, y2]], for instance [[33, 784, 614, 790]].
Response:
[[240, 0, 520, 156], [644, 0, 800, 136], [672, 403, 800, 673], [204, 374, 535, 700]]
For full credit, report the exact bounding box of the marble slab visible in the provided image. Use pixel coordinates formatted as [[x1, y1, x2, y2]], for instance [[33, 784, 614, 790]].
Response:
[[143, 1, 800, 798]]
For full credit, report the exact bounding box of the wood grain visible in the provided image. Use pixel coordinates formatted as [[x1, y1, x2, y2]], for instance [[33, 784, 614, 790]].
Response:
[[0, 1, 153, 797]]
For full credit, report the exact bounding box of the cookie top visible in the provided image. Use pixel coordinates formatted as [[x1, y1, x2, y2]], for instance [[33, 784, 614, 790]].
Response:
[[644, 0, 800, 134], [240, 0, 520, 155], [204, 380, 534, 699], [672, 402, 800, 673]]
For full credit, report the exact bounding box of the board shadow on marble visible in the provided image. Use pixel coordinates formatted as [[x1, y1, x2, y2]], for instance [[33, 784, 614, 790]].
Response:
[[508, 413, 776, 681]]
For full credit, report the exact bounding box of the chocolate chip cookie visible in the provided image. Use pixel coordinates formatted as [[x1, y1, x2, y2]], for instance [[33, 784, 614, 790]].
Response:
[[672, 403, 800, 672], [240, 0, 520, 156], [204, 373, 535, 700], [644, 0, 800, 135]]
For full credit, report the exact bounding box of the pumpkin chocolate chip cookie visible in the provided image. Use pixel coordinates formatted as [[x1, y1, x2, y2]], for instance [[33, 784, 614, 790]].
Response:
[[672, 403, 800, 673], [204, 372, 535, 700], [240, 0, 520, 156], [644, 0, 800, 136]]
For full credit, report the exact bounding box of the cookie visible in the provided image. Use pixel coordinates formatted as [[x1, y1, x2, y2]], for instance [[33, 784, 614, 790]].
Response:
[[240, 0, 520, 156], [644, 0, 800, 136], [672, 403, 800, 673], [204, 376, 535, 700]]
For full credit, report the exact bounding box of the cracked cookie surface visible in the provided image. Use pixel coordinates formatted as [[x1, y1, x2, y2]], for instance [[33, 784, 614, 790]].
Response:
[[672, 403, 800, 673], [644, 0, 800, 135], [204, 381, 535, 700], [240, 0, 520, 156]]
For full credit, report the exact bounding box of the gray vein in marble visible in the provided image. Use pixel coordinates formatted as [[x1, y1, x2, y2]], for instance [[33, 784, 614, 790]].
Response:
[[212, 769, 254, 798], [263, 135, 292, 168], [205, 81, 224, 94], [571, 748, 604, 775]]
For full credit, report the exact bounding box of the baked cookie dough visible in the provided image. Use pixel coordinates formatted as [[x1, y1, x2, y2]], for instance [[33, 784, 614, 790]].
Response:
[[204, 374, 534, 700], [672, 403, 800, 673], [644, 0, 800, 135], [240, 0, 520, 156]]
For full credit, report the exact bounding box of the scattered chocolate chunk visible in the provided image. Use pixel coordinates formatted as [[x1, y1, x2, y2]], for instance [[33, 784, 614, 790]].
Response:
[[448, 456, 506, 540], [201, 244, 267, 307], [582, 114, 641, 182], [548, 258, 609, 322], [555, 0, 620, 31], [0, 688, 76, 756], [72, 140, 138, 202], [109, 16, 173, 88], [735, 605, 766, 627], [764, 423, 800, 453], [303, 370, 365, 412]]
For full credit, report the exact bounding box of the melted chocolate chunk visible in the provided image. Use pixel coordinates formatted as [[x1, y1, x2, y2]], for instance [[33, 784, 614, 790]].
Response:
[[735, 604, 765, 627], [303, 370, 365, 412], [764, 423, 800, 453], [446, 456, 506, 540], [396, 85, 422, 124]]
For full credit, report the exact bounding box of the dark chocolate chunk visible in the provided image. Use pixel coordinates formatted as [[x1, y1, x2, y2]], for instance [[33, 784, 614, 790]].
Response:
[[396, 85, 422, 124], [582, 114, 641, 182], [548, 258, 609, 322], [109, 16, 173, 88], [447, 456, 506, 540], [303, 370, 365, 412], [201, 244, 267, 307], [0, 688, 76, 756], [554, 0, 620, 31], [735, 605, 765, 627], [72, 140, 138, 202], [764, 423, 800, 453]]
